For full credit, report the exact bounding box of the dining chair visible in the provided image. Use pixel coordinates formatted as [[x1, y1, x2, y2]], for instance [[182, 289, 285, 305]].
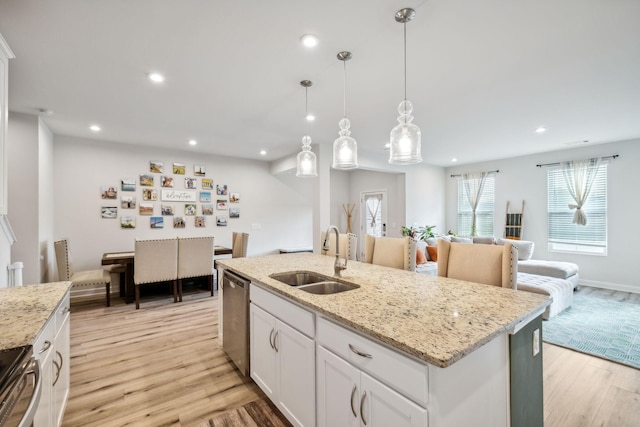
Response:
[[363, 234, 417, 271], [320, 231, 358, 261], [232, 232, 249, 258], [54, 238, 112, 306], [437, 239, 518, 288], [177, 236, 215, 299], [134, 237, 178, 309]]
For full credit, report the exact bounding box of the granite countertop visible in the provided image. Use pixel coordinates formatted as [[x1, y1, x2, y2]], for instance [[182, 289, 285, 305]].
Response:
[[0, 282, 72, 350], [217, 253, 550, 368]]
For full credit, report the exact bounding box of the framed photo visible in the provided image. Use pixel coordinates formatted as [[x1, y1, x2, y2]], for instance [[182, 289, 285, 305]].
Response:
[[101, 206, 117, 218], [229, 192, 240, 203], [202, 204, 214, 215], [101, 186, 117, 199], [229, 208, 240, 218], [150, 217, 164, 228], [140, 174, 154, 186], [121, 216, 136, 229], [173, 163, 186, 175], [200, 191, 211, 202], [185, 177, 197, 189], [195, 216, 206, 227], [216, 184, 228, 196], [150, 161, 164, 173], [121, 178, 136, 192], [121, 196, 136, 209], [161, 176, 174, 188], [161, 204, 174, 215], [142, 188, 158, 201], [173, 216, 186, 228], [216, 216, 228, 226], [202, 178, 213, 190], [139, 203, 153, 215], [194, 165, 206, 176], [185, 203, 197, 216], [216, 199, 227, 210]]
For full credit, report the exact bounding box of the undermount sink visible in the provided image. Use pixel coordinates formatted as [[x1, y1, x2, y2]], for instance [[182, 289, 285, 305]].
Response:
[[269, 271, 358, 294]]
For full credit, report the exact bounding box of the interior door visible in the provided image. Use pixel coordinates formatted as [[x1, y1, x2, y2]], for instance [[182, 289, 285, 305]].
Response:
[[360, 191, 387, 259]]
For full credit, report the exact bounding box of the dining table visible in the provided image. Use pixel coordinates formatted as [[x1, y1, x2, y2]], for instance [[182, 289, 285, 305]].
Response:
[[102, 245, 232, 304]]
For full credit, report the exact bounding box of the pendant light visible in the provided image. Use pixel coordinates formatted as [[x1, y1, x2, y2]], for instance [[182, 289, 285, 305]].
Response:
[[332, 51, 358, 169], [296, 80, 318, 177], [389, 8, 422, 165]]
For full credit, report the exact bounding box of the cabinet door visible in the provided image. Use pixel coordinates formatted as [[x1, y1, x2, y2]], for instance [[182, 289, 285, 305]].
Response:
[[33, 345, 54, 427], [361, 372, 427, 427], [250, 304, 277, 399], [275, 319, 315, 427], [317, 346, 360, 427], [53, 312, 70, 427]]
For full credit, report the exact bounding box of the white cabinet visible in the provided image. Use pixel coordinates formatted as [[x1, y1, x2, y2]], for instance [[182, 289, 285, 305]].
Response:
[[317, 343, 427, 427], [250, 286, 315, 427], [32, 290, 70, 427]]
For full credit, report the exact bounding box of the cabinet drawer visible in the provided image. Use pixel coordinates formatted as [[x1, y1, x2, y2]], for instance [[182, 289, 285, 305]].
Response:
[[317, 317, 428, 407], [32, 316, 55, 361], [250, 285, 314, 338], [54, 291, 70, 329]]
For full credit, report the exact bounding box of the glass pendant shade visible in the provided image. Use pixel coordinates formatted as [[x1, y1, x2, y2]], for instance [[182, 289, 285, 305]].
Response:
[[332, 118, 358, 169], [389, 100, 422, 164], [296, 135, 317, 177]]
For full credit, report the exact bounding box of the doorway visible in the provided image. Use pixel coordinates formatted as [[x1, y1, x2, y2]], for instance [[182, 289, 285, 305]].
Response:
[[360, 190, 387, 259]]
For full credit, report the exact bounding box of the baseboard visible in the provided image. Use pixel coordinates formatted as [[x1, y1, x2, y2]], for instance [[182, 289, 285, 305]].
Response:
[[578, 279, 640, 294]]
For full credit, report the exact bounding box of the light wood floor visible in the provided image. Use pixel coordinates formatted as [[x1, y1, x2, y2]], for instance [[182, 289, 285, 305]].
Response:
[[63, 290, 640, 427]]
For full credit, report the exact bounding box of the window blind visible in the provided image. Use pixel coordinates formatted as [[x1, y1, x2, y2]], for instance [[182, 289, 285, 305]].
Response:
[[457, 175, 495, 236]]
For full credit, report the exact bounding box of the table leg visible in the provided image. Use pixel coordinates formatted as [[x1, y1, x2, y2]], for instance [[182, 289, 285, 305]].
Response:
[[125, 263, 135, 304]]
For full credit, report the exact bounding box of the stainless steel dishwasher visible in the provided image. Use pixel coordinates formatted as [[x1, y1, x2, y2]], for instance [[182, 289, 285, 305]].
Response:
[[222, 270, 250, 376]]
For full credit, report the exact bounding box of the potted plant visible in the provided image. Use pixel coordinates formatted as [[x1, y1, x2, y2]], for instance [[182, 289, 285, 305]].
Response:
[[401, 225, 436, 241]]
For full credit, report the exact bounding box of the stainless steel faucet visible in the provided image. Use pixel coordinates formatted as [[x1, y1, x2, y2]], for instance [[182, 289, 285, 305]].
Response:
[[323, 225, 347, 276]]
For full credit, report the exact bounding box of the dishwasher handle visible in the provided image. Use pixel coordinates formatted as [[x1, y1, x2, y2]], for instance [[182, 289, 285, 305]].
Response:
[[223, 270, 250, 288]]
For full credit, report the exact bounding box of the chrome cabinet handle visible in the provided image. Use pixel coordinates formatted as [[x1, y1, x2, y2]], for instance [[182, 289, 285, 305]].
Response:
[[39, 340, 52, 354], [350, 385, 358, 417], [349, 343, 372, 358], [63, 306, 71, 313], [269, 328, 275, 349], [360, 391, 367, 425], [273, 331, 279, 352], [52, 350, 63, 386]]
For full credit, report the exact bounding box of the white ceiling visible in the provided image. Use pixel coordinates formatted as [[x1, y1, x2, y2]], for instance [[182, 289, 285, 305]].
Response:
[[1, 0, 639, 167]]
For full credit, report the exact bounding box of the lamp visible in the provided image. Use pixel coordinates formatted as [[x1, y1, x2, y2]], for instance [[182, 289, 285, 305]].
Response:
[[332, 51, 358, 169], [389, 8, 422, 165], [296, 80, 318, 178]]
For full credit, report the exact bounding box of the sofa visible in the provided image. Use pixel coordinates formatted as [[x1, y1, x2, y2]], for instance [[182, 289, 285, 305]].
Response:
[[415, 236, 578, 320]]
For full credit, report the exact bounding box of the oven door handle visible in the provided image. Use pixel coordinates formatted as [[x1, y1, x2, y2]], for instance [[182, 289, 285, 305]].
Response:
[[17, 358, 42, 427]]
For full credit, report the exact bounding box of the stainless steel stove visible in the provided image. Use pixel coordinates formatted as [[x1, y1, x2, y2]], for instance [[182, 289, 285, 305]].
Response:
[[0, 346, 40, 427]]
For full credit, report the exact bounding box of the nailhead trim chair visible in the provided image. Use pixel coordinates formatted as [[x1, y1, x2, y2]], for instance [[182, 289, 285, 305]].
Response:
[[364, 235, 417, 271], [54, 238, 112, 306], [177, 236, 215, 300], [134, 238, 178, 309], [321, 231, 358, 261]]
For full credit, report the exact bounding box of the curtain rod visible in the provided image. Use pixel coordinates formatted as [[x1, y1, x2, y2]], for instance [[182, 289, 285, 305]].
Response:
[[450, 170, 499, 178], [536, 154, 619, 168]]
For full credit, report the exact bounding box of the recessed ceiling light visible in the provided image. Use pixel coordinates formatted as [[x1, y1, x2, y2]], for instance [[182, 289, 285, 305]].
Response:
[[384, 142, 391, 149], [148, 73, 165, 83], [188, 139, 197, 146], [306, 113, 316, 122], [535, 127, 546, 133], [90, 125, 101, 132], [260, 150, 267, 156], [300, 34, 319, 48], [451, 158, 458, 162]]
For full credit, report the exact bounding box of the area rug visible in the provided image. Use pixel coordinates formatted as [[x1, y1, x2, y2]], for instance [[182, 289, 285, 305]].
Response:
[[202, 398, 291, 427], [543, 292, 640, 369]]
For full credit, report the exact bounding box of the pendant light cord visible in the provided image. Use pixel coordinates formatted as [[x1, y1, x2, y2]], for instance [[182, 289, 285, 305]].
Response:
[[343, 59, 347, 119], [403, 21, 407, 102]]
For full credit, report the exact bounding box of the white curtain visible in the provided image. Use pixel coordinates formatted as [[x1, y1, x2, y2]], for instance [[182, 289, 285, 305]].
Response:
[[462, 172, 488, 236], [561, 158, 601, 225], [366, 195, 382, 228]]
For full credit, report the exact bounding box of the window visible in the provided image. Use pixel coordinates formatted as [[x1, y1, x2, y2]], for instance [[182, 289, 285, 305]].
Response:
[[457, 175, 495, 236], [547, 164, 607, 255]]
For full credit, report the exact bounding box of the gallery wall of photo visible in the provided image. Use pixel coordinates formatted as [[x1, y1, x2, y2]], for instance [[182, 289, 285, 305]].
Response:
[[99, 161, 240, 230]]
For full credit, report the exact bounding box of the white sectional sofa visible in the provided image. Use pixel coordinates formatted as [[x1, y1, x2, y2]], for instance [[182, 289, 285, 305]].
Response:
[[415, 236, 578, 320]]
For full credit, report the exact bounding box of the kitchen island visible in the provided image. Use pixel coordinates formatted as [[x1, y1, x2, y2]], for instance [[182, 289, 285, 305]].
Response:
[[217, 253, 550, 427]]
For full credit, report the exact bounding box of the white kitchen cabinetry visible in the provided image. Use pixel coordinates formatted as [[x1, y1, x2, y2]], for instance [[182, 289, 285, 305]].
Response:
[[250, 285, 315, 427], [317, 345, 427, 427], [32, 290, 70, 427]]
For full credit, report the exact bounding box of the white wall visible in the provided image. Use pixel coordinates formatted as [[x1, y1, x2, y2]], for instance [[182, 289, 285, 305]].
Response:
[[38, 118, 54, 282], [445, 139, 640, 292], [52, 136, 314, 273]]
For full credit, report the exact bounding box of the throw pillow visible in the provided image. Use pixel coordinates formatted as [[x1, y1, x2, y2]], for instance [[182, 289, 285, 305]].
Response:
[[451, 236, 473, 244], [416, 248, 428, 265], [496, 238, 535, 260], [426, 246, 438, 262], [472, 236, 495, 245]]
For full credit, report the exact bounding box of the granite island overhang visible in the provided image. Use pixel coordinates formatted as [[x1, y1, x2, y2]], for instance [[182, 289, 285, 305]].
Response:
[[216, 252, 550, 368]]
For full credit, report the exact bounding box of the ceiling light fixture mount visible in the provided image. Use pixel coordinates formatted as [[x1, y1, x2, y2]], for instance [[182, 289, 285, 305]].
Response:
[[389, 7, 422, 165], [296, 80, 318, 178], [332, 51, 358, 170]]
